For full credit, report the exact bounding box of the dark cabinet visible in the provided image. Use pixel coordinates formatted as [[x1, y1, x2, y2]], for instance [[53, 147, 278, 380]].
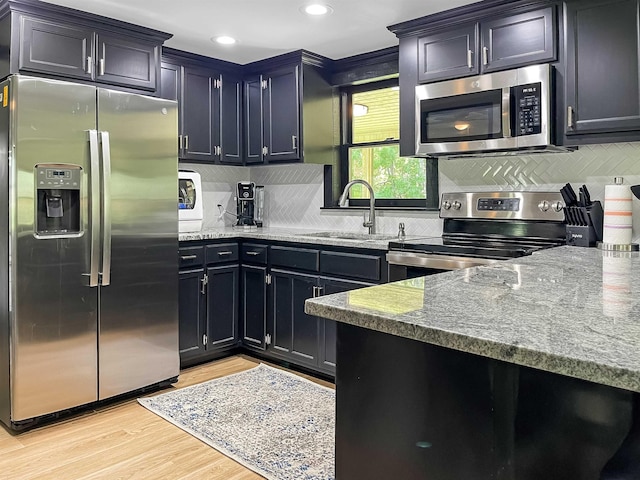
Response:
[[178, 243, 240, 366], [161, 49, 243, 164], [241, 243, 269, 351], [564, 0, 640, 139], [271, 269, 319, 368], [15, 13, 164, 91], [244, 64, 300, 163], [415, 6, 556, 83], [418, 24, 479, 83]]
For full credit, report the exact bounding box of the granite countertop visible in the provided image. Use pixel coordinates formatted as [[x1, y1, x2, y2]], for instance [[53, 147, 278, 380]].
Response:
[[179, 226, 410, 250], [305, 246, 640, 393]]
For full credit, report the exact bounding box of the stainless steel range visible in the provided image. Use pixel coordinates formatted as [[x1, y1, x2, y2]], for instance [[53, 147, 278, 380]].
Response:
[[387, 191, 567, 281]]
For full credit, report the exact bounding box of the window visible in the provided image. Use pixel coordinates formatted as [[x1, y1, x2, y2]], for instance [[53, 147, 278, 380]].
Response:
[[341, 79, 438, 208]]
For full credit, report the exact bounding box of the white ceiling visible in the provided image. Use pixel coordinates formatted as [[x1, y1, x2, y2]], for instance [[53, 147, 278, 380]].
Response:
[[40, 0, 477, 64]]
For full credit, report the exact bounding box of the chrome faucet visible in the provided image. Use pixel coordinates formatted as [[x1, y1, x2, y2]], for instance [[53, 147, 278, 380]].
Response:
[[338, 179, 376, 234]]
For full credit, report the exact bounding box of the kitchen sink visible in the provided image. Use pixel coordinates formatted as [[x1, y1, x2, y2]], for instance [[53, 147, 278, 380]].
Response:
[[298, 231, 398, 241]]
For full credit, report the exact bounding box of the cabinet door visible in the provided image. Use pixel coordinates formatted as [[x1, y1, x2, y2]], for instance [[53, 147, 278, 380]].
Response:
[[95, 33, 158, 91], [178, 269, 206, 361], [160, 61, 182, 147], [220, 73, 243, 164], [206, 265, 239, 349], [241, 264, 267, 350], [318, 277, 374, 374], [182, 66, 220, 161], [417, 24, 478, 83], [19, 16, 94, 81], [480, 7, 556, 73], [244, 75, 264, 164], [565, 0, 640, 135], [263, 65, 300, 162], [271, 269, 318, 367]]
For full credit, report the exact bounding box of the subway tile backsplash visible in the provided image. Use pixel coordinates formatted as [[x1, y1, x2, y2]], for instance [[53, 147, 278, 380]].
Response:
[[182, 142, 640, 241]]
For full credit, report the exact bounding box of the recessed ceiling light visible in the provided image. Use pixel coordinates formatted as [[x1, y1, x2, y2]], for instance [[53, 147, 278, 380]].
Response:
[[214, 36, 236, 45], [303, 4, 333, 16]]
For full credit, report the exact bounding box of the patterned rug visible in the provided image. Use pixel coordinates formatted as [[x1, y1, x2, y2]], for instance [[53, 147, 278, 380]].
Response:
[[138, 363, 335, 480]]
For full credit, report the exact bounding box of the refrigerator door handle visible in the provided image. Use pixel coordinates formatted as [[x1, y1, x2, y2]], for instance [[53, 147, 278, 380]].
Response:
[[88, 130, 101, 287], [100, 131, 112, 286]]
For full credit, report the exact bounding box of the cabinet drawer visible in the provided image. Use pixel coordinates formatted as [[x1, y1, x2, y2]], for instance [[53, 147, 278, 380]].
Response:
[[321, 251, 381, 281], [206, 243, 239, 264], [271, 246, 319, 272], [179, 246, 204, 269], [241, 243, 268, 265]]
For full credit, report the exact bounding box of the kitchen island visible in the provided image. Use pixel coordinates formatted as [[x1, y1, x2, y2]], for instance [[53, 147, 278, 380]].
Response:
[[305, 246, 640, 480]]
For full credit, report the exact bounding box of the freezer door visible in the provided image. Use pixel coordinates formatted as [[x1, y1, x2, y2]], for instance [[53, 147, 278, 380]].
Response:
[[11, 76, 99, 421], [96, 88, 179, 400]]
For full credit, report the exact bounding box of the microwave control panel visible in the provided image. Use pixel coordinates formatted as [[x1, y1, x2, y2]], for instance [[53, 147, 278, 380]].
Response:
[[514, 82, 542, 136]]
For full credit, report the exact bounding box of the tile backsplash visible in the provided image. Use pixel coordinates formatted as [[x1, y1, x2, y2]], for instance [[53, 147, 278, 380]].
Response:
[[182, 142, 640, 240]]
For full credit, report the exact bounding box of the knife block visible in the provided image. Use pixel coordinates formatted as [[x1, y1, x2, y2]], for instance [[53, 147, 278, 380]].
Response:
[[565, 201, 604, 247]]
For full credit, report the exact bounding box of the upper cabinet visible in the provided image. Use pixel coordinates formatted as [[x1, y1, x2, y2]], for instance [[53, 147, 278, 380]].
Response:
[[416, 6, 556, 83], [0, 0, 170, 92], [160, 48, 243, 164], [242, 51, 336, 167], [564, 0, 640, 142]]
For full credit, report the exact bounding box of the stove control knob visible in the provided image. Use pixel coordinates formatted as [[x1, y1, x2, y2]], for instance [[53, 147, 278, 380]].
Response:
[[442, 200, 452, 210], [452, 200, 462, 210], [551, 201, 564, 212], [538, 200, 550, 212]]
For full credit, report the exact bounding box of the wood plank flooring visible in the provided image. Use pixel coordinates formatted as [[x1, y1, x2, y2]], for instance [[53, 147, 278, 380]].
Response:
[[0, 354, 334, 479]]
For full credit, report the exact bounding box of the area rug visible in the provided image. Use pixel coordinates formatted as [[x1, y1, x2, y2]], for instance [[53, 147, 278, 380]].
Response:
[[138, 363, 335, 480]]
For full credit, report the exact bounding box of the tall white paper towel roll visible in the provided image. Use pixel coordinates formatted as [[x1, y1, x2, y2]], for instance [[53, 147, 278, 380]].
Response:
[[603, 177, 633, 245]]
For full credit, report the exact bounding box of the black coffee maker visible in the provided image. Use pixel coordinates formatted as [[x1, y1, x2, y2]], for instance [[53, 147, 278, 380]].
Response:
[[236, 182, 264, 227]]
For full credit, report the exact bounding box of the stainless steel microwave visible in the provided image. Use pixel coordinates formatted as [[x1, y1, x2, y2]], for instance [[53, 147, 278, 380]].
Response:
[[415, 64, 564, 157]]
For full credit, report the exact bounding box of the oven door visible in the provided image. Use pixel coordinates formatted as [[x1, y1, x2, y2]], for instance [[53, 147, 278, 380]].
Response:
[[387, 251, 501, 281]]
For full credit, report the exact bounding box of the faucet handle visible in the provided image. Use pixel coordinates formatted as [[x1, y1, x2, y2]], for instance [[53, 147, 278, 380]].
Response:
[[398, 222, 406, 241]]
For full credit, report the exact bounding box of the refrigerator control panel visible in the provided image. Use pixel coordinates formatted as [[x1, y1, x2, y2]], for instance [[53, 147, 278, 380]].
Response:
[[36, 165, 81, 189]]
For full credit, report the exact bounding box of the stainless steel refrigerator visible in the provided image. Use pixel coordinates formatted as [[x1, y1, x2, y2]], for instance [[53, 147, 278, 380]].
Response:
[[0, 75, 180, 430]]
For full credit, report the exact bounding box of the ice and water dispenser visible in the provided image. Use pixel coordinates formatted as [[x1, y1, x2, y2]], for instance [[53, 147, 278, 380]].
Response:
[[35, 164, 81, 236]]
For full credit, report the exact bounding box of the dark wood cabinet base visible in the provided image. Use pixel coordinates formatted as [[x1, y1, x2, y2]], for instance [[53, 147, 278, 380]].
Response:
[[336, 322, 639, 480]]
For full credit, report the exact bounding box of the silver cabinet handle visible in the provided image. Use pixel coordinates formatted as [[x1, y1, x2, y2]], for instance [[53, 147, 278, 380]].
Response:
[[482, 47, 489, 66], [467, 50, 473, 69], [184, 135, 189, 150], [178, 135, 183, 151], [217, 251, 233, 256], [501, 87, 511, 138], [246, 251, 260, 256], [180, 254, 197, 261], [86, 56, 93, 75], [215, 145, 221, 155], [100, 131, 112, 286], [200, 275, 208, 295], [567, 106, 575, 129], [99, 58, 105, 76], [292, 135, 297, 150], [88, 129, 100, 287]]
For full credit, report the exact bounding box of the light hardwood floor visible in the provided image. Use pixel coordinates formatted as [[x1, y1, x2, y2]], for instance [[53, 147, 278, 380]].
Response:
[[0, 354, 334, 480]]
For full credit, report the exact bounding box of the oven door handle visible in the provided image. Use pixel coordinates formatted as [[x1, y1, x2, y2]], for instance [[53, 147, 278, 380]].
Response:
[[386, 251, 500, 271]]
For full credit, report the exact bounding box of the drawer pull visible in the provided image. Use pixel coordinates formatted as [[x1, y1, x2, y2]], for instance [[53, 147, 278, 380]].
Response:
[[217, 251, 233, 256], [180, 255, 198, 261], [246, 251, 260, 256]]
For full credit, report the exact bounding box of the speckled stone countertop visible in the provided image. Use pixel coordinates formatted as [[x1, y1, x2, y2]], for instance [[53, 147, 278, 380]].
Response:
[[179, 226, 412, 250], [305, 246, 640, 393]]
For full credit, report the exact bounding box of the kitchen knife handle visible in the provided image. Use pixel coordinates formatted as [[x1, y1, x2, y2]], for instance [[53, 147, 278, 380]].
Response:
[[100, 131, 112, 286], [88, 130, 101, 287]]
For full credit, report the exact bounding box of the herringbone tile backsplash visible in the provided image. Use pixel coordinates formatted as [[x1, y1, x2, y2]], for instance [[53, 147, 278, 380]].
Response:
[[182, 142, 640, 240]]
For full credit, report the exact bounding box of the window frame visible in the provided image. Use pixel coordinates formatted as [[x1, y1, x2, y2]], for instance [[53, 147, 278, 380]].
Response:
[[339, 79, 439, 209]]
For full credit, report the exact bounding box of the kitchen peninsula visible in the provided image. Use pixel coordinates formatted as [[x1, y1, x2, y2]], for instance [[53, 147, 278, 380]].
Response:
[[305, 246, 640, 480]]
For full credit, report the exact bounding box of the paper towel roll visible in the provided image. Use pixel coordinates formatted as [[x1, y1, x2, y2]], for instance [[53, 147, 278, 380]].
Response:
[[603, 179, 633, 245]]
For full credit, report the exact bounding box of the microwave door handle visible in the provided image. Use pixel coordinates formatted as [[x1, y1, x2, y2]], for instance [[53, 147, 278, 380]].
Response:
[[100, 131, 112, 286], [501, 87, 512, 138]]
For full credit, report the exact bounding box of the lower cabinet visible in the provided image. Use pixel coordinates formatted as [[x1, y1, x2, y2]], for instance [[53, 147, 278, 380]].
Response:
[[178, 242, 240, 366]]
